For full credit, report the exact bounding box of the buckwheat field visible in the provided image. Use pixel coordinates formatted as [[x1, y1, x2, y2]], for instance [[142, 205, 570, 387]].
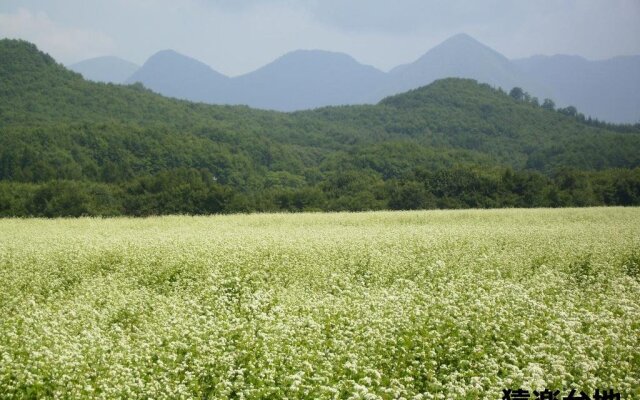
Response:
[[1, 208, 639, 399]]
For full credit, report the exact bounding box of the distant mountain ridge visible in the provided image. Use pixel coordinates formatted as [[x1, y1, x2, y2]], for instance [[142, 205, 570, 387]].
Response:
[[126, 50, 231, 103], [513, 54, 640, 124], [69, 56, 139, 84], [231, 49, 388, 110], [385, 34, 551, 100], [73, 34, 639, 123]]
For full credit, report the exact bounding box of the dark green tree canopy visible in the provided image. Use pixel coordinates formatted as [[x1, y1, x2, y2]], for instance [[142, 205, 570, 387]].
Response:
[[542, 98, 556, 111], [509, 87, 525, 101]]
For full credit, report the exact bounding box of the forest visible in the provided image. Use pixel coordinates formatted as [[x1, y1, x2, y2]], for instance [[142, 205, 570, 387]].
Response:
[[1, 39, 640, 216]]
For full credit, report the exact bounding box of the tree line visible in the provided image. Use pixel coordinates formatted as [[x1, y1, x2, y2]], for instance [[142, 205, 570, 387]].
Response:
[[1, 166, 638, 217]]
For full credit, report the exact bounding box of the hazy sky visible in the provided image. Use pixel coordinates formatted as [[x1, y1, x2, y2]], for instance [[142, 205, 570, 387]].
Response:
[[1, 0, 639, 76]]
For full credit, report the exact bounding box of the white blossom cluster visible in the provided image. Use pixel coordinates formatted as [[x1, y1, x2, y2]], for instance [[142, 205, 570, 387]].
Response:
[[0, 208, 638, 399]]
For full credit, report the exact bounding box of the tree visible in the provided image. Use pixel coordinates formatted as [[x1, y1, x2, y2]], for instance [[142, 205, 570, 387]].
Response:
[[387, 180, 435, 210], [558, 106, 578, 117], [542, 98, 555, 111], [509, 87, 525, 102]]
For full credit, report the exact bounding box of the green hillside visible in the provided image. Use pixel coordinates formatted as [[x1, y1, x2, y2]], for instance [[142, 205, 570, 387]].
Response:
[[1, 39, 639, 216]]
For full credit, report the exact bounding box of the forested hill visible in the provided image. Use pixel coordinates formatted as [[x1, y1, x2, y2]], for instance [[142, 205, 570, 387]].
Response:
[[0, 40, 255, 127], [1, 39, 639, 217]]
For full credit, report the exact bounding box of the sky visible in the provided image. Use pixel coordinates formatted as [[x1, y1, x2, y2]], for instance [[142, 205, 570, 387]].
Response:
[[1, 0, 639, 76]]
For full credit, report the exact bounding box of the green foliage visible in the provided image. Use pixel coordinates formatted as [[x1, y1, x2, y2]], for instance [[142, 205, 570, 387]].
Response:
[[620, 250, 640, 280], [2, 39, 640, 216], [509, 87, 525, 101], [567, 254, 596, 284]]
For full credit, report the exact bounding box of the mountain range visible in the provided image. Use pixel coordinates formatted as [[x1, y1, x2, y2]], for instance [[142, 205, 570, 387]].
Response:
[[3, 38, 640, 216], [67, 33, 640, 123]]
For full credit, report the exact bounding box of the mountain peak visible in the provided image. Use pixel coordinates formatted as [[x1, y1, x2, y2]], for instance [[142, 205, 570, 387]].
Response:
[[0, 38, 58, 70], [129, 49, 228, 81], [379, 78, 497, 108], [126, 49, 228, 102], [427, 33, 504, 61], [441, 33, 478, 45], [240, 48, 383, 82], [233, 49, 385, 110], [145, 49, 205, 66], [0, 38, 75, 85], [385, 33, 550, 101], [267, 49, 368, 70]]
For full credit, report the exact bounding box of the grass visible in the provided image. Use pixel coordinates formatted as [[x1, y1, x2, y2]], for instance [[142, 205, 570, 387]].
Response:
[[0, 208, 639, 399]]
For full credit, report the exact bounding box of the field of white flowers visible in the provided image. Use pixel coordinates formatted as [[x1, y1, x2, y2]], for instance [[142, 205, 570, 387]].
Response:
[[0, 208, 639, 399]]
